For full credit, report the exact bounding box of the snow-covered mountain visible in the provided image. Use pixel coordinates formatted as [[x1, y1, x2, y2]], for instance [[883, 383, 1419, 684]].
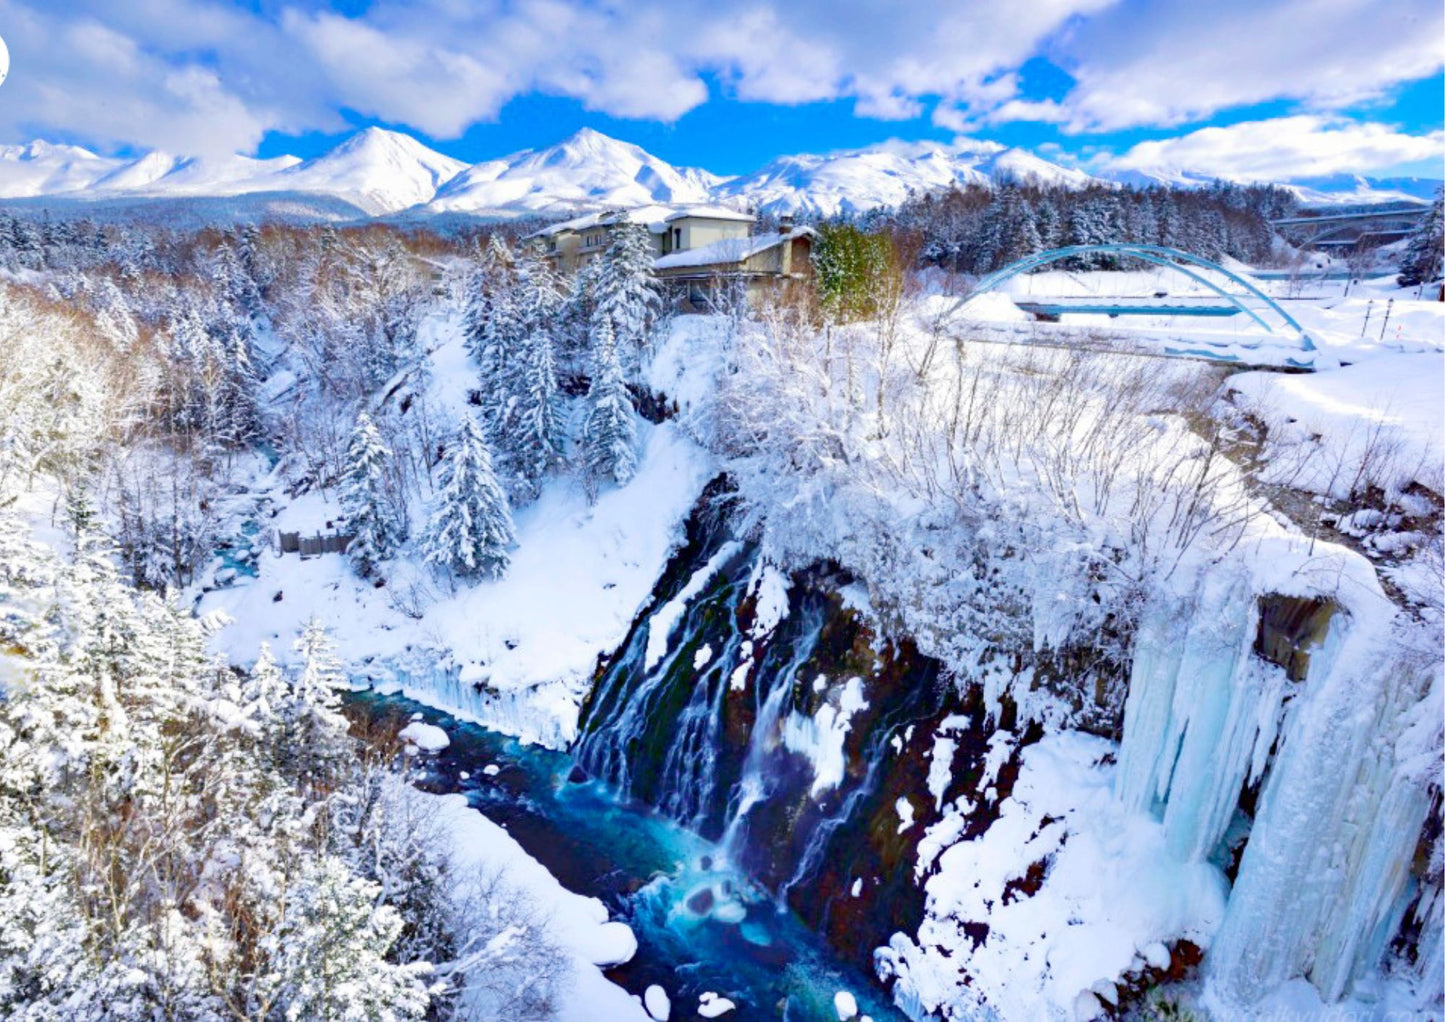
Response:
[[0, 128, 463, 215], [427, 128, 718, 216], [0, 126, 1436, 222], [712, 139, 1099, 217], [0, 141, 126, 197], [273, 127, 468, 215], [1276, 173, 1440, 206], [1113, 166, 1438, 207], [93, 152, 305, 198]]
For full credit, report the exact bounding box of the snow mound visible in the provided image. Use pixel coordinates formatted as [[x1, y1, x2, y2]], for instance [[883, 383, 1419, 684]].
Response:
[[398, 721, 450, 752], [957, 291, 1030, 323], [698, 991, 736, 1017], [643, 984, 671, 1020]]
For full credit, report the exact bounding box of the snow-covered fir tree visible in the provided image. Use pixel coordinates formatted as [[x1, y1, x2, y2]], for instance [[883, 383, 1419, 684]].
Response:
[[582, 317, 638, 492], [341, 412, 406, 576], [510, 327, 565, 498], [591, 222, 660, 374], [421, 414, 517, 579], [1399, 190, 1444, 288], [288, 618, 353, 790], [463, 234, 515, 363]]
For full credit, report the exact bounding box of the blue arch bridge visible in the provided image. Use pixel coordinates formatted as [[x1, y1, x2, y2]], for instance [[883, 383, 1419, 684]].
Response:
[[962, 244, 1317, 366]]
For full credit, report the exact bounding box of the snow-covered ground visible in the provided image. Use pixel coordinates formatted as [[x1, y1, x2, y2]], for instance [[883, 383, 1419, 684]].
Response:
[[1226, 352, 1444, 498]]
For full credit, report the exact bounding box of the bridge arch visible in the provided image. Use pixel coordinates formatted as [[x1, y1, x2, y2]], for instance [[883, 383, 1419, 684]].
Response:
[[966, 243, 1315, 353]]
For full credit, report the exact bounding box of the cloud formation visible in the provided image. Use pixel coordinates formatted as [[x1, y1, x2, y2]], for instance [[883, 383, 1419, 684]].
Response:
[[1101, 116, 1445, 180], [1050, 0, 1444, 132], [0, 0, 1437, 162]]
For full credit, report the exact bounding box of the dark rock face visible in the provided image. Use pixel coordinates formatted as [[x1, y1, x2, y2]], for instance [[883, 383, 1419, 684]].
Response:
[[572, 477, 1041, 975]]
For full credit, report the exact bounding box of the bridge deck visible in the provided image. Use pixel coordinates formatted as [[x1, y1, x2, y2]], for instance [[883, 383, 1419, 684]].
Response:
[[1014, 295, 1241, 317]]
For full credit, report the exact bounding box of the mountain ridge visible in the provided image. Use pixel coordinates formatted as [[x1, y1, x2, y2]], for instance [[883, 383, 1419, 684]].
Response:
[[0, 126, 1434, 222]]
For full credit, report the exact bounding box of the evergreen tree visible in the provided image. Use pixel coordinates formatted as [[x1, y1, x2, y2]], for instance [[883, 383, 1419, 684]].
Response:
[[474, 268, 523, 439], [463, 234, 514, 363], [421, 415, 516, 579], [1034, 199, 1062, 250], [263, 855, 432, 1022], [340, 413, 405, 576], [513, 240, 566, 336], [1398, 191, 1444, 288], [240, 641, 289, 750], [288, 618, 352, 791], [582, 318, 638, 492], [511, 328, 565, 498], [992, 190, 1043, 270], [211, 312, 262, 448], [591, 223, 660, 373]]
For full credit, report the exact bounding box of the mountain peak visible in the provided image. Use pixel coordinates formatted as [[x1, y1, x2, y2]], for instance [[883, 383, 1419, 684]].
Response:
[[428, 127, 711, 215], [563, 126, 618, 144], [279, 127, 469, 213]]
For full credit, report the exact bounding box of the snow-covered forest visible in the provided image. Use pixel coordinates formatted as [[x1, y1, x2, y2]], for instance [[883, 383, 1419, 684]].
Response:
[[0, 186, 1441, 1022], [843, 179, 1299, 273]]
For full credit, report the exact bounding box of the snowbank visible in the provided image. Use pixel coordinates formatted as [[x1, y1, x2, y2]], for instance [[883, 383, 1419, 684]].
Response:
[[955, 291, 1029, 323], [423, 790, 650, 1022], [1226, 352, 1444, 499]]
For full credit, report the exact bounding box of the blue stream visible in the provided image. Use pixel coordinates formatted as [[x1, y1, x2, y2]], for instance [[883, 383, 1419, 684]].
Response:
[[348, 690, 909, 1022]]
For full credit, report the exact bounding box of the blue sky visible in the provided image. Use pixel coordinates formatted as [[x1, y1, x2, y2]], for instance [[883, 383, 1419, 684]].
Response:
[[0, 0, 1441, 181]]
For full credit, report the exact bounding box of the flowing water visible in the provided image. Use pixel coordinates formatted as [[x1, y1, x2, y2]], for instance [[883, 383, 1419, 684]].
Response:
[[348, 690, 909, 1022]]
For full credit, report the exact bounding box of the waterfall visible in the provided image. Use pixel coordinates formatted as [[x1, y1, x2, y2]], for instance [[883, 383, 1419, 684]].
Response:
[[573, 534, 760, 834], [574, 504, 948, 919]]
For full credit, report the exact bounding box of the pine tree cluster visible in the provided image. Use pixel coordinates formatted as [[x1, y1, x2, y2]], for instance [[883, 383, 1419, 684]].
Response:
[[0, 512, 564, 1020], [869, 180, 1299, 274]]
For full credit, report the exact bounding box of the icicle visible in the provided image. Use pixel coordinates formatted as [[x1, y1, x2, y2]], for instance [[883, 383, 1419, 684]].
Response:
[[1116, 576, 1291, 863], [1206, 610, 1437, 1008]]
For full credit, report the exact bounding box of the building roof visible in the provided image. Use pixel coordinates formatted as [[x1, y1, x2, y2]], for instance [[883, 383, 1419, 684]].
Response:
[[652, 226, 815, 271], [662, 205, 755, 224], [527, 204, 679, 238]]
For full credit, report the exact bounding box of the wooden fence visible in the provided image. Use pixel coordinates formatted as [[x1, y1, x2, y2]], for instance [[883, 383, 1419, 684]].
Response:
[[276, 530, 354, 557]]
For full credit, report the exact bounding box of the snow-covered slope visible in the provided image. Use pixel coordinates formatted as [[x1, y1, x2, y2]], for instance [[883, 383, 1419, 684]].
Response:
[[94, 151, 304, 197], [981, 147, 1098, 189], [426, 128, 717, 215]]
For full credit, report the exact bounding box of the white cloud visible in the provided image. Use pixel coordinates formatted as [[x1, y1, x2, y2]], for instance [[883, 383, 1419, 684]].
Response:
[[0, 0, 1116, 153], [0, 0, 280, 156], [0, 0, 1438, 162], [1044, 0, 1444, 132], [1100, 116, 1445, 180]]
